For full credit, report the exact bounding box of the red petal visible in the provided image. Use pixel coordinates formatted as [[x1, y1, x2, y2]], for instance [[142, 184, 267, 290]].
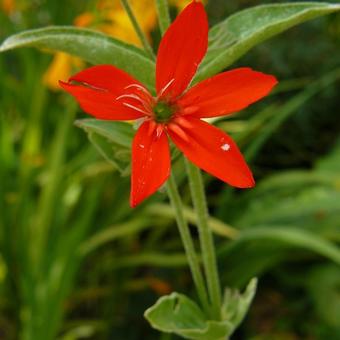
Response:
[[167, 117, 254, 188], [69, 65, 144, 95], [156, 1, 208, 101], [59, 81, 146, 120], [130, 121, 171, 207], [177, 68, 278, 118], [60, 65, 150, 120]]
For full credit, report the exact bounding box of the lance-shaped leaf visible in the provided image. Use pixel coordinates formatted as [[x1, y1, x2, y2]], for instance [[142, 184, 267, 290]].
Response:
[[75, 119, 135, 175], [195, 2, 340, 82], [0, 27, 155, 89]]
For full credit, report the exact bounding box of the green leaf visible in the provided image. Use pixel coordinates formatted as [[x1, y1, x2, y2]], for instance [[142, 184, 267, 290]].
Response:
[[316, 138, 340, 173], [0, 26, 155, 89], [234, 185, 340, 232], [218, 227, 340, 286], [75, 119, 135, 175], [144, 292, 233, 340], [222, 278, 257, 333], [87, 133, 131, 176], [75, 119, 134, 148], [195, 2, 340, 81], [224, 227, 340, 265], [307, 265, 340, 328]]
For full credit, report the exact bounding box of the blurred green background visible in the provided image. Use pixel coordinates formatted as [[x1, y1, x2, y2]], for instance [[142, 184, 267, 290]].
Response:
[[0, 0, 340, 339]]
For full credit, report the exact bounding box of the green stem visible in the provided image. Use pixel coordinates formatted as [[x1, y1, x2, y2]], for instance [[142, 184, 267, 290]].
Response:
[[120, 0, 156, 60], [185, 159, 222, 320], [147, 203, 239, 239], [166, 173, 210, 314], [155, 0, 171, 35]]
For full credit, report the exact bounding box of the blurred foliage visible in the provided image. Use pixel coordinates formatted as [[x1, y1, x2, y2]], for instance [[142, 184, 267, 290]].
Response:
[[0, 0, 339, 339]]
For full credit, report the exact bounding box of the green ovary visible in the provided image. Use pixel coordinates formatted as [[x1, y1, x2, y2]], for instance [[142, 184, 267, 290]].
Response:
[[153, 101, 175, 123]]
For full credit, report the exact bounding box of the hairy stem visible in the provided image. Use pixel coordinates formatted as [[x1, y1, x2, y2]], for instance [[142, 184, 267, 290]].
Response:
[[166, 173, 210, 314], [185, 159, 222, 320]]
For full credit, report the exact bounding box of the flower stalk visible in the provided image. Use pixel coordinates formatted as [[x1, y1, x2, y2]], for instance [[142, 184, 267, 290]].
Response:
[[155, 0, 219, 320], [155, 0, 171, 35], [166, 173, 210, 314], [185, 158, 222, 320]]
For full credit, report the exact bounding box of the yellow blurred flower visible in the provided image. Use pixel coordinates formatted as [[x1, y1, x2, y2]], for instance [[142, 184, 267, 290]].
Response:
[[96, 0, 157, 45], [73, 12, 94, 28], [1, 0, 15, 15], [43, 52, 84, 90], [44, 0, 208, 91], [169, 0, 207, 11]]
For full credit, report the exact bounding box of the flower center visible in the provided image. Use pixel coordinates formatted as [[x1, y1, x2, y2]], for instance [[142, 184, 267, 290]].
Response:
[[153, 101, 176, 123]]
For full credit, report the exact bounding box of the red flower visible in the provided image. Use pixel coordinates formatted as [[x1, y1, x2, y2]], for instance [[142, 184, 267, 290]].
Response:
[[60, 1, 277, 207]]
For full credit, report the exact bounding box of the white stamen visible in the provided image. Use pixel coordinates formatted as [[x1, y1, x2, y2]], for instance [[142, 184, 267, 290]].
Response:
[[122, 102, 150, 115], [117, 91, 153, 113], [156, 125, 163, 138], [117, 93, 153, 115], [158, 78, 175, 98], [116, 93, 151, 110], [116, 93, 139, 101], [125, 83, 150, 95]]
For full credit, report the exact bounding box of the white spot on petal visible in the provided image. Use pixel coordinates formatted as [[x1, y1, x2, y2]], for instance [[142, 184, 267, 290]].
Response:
[[221, 143, 230, 151]]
